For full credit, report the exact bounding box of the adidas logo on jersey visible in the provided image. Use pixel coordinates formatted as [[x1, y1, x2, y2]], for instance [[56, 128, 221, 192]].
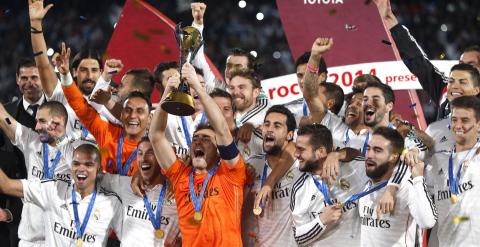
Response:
[[440, 136, 448, 143], [438, 168, 444, 175]]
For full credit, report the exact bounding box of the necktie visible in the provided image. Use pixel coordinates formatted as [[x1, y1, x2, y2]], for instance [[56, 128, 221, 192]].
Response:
[[29, 104, 39, 117]]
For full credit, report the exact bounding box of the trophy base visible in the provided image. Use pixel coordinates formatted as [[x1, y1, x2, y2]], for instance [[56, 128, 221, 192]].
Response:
[[161, 92, 195, 116]]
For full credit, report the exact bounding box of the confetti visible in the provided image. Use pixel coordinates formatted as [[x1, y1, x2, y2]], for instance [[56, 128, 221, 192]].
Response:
[[79, 15, 87, 21], [440, 53, 446, 59], [452, 216, 469, 224], [133, 31, 151, 42], [409, 103, 416, 108], [381, 40, 392, 45], [4, 9, 11, 15], [345, 24, 357, 31], [328, 9, 337, 16]]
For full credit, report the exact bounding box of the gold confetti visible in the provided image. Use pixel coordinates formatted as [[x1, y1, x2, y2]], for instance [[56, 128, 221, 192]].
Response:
[[328, 9, 337, 16], [452, 216, 469, 224], [440, 53, 446, 59]]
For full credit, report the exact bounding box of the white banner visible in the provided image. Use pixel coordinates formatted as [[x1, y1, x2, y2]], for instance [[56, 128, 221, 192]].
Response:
[[261, 60, 457, 105]]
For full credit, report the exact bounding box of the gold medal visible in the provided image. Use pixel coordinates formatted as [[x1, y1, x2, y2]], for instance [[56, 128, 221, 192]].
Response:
[[452, 216, 469, 224], [335, 203, 343, 209], [76, 239, 83, 247], [154, 229, 165, 239], [194, 212, 203, 221], [339, 178, 350, 191], [253, 207, 262, 216], [450, 194, 458, 204], [243, 145, 251, 156], [463, 160, 470, 169]]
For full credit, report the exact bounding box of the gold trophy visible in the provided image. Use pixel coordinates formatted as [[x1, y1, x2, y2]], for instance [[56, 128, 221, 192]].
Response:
[[161, 23, 204, 116]]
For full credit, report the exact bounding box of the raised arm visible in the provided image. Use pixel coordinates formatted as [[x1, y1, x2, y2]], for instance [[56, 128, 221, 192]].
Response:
[[0, 103, 18, 143], [182, 63, 239, 166], [0, 169, 24, 198], [374, 0, 447, 105], [28, 0, 58, 97], [302, 38, 333, 123], [149, 76, 180, 171]]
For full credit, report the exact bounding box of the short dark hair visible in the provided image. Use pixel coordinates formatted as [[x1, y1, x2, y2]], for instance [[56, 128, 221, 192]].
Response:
[[153, 61, 178, 93], [372, 127, 404, 155], [451, 96, 480, 121], [265, 105, 297, 133], [71, 48, 103, 72], [210, 88, 235, 113], [228, 48, 259, 72], [365, 81, 395, 104], [125, 68, 155, 98], [345, 87, 364, 106], [295, 51, 327, 74], [450, 63, 480, 87], [16, 58, 37, 75], [39, 101, 68, 125], [229, 69, 261, 89], [125, 91, 152, 111], [138, 136, 150, 146], [74, 143, 101, 164], [321, 82, 344, 114], [463, 45, 480, 53], [297, 124, 333, 152], [194, 122, 215, 134], [353, 74, 381, 90]]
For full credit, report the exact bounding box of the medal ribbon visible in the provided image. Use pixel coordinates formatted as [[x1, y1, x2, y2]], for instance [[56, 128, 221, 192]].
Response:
[[344, 129, 350, 145], [448, 141, 480, 196], [257, 163, 269, 209], [361, 133, 370, 157], [72, 185, 97, 241], [80, 124, 90, 139], [42, 143, 62, 179], [303, 101, 309, 117], [189, 161, 220, 213], [143, 181, 168, 230], [312, 176, 334, 205], [181, 116, 192, 147], [116, 131, 139, 176], [200, 112, 207, 125], [343, 181, 388, 206]]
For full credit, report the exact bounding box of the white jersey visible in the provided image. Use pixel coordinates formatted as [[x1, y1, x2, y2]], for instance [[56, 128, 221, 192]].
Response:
[[426, 147, 480, 246], [165, 114, 195, 158], [359, 176, 437, 247], [246, 155, 302, 246], [48, 81, 120, 142], [13, 124, 74, 243], [21, 180, 123, 247], [290, 157, 367, 246], [237, 128, 264, 162], [235, 102, 268, 128], [100, 174, 179, 247], [425, 118, 453, 154], [285, 98, 308, 126]]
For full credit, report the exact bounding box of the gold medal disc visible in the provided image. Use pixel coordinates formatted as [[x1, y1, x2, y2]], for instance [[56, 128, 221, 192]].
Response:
[[76, 239, 83, 247], [154, 229, 165, 239], [194, 212, 203, 221], [253, 207, 262, 216], [450, 194, 458, 204]]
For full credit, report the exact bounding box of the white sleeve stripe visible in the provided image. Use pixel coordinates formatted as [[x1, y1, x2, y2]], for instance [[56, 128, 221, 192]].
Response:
[[391, 161, 408, 184], [400, 25, 448, 83], [290, 173, 309, 211], [294, 223, 324, 244]]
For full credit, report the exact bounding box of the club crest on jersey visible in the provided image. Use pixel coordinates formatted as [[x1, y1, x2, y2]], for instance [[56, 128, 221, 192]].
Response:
[[339, 178, 350, 191], [93, 209, 101, 221], [285, 171, 294, 181]]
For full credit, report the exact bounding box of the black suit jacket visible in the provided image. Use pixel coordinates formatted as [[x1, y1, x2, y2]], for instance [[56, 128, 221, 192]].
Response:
[[0, 97, 40, 247]]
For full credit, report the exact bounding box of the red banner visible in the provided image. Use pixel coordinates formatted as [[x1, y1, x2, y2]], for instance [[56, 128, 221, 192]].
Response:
[[106, 0, 222, 103], [276, 0, 426, 129]]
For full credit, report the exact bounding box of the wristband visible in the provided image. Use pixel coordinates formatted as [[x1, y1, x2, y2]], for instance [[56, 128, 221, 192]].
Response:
[[306, 63, 319, 74], [33, 51, 43, 57], [218, 141, 239, 160], [30, 27, 43, 34]]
